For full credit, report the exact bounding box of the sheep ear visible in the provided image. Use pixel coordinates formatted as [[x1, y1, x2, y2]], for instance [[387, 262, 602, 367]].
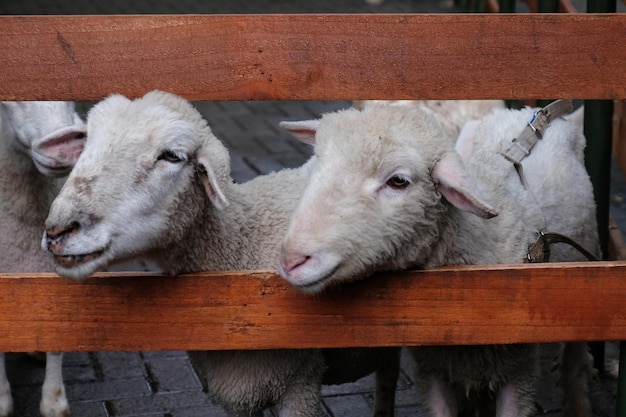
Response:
[[196, 152, 229, 211], [30, 118, 88, 177], [433, 152, 498, 219], [279, 120, 320, 145], [454, 120, 480, 160]]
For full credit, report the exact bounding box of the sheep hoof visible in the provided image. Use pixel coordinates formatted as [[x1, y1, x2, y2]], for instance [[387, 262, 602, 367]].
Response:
[[0, 393, 12, 417], [40, 389, 70, 417]]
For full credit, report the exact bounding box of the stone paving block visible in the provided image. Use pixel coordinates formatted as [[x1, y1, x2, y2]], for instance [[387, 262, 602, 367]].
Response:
[[276, 101, 351, 122], [244, 155, 288, 176], [144, 356, 202, 393], [323, 393, 373, 417], [253, 130, 301, 155], [322, 374, 377, 396], [107, 390, 210, 416], [395, 405, 428, 417], [230, 153, 261, 183], [67, 377, 151, 402], [96, 351, 146, 380], [142, 350, 189, 360], [68, 400, 110, 417], [63, 351, 93, 366], [63, 360, 99, 384], [170, 405, 229, 417], [273, 152, 312, 170]]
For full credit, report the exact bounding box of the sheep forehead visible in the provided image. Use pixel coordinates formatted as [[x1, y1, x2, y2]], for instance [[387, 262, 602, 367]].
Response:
[[314, 106, 447, 176], [86, 96, 199, 159]]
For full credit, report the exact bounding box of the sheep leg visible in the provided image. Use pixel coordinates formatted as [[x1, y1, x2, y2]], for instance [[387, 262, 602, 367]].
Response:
[[422, 375, 457, 417], [495, 383, 535, 417], [276, 382, 325, 417], [559, 342, 596, 417], [0, 353, 12, 417], [40, 352, 69, 417], [373, 349, 400, 417]]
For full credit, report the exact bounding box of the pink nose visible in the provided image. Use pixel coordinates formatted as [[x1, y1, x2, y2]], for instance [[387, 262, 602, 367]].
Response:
[[279, 252, 310, 276]]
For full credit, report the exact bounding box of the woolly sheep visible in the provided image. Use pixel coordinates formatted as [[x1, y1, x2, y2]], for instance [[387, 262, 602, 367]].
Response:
[[0, 101, 86, 417], [41, 91, 400, 417], [278, 103, 599, 417], [353, 100, 505, 140]]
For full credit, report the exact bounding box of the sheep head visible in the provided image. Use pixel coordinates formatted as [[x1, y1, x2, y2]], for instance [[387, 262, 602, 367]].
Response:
[[278, 105, 496, 294], [1, 101, 87, 177], [42, 91, 230, 280]]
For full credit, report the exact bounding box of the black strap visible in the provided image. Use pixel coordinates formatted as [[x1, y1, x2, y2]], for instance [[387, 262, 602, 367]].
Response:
[[527, 232, 600, 263]]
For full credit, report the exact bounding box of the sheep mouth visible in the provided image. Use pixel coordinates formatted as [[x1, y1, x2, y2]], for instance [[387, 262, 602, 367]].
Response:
[[294, 264, 341, 294], [54, 250, 104, 268]]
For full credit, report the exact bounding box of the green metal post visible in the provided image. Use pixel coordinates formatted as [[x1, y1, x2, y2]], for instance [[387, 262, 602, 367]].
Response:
[[537, 0, 559, 12], [584, 2, 618, 415], [498, 0, 515, 12], [587, 0, 617, 13], [621, 342, 626, 417], [584, 102, 614, 259], [473, 0, 486, 12]]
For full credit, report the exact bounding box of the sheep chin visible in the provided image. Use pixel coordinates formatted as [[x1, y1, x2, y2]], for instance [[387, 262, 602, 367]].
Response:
[[291, 264, 341, 295], [53, 250, 109, 280]]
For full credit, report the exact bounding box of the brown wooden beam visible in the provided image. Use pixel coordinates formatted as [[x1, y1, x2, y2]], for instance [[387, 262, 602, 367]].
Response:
[[0, 14, 625, 101], [0, 262, 624, 352]]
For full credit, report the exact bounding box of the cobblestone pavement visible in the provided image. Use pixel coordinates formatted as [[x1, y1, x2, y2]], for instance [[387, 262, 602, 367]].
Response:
[[1, 0, 623, 416]]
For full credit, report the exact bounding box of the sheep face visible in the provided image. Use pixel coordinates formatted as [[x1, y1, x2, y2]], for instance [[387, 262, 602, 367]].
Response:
[[279, 106, 496, 293], [42, 92, 230, 280], [1, 101, 86, 176]]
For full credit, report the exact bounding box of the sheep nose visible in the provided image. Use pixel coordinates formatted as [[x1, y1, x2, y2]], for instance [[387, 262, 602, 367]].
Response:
[[44, 221, 80, 253], [278, 252, 311, 278]]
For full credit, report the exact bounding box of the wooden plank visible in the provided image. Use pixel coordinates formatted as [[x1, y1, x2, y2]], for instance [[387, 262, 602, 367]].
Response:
[[0, 262, 624, 352], [0, 14, 625, 101]]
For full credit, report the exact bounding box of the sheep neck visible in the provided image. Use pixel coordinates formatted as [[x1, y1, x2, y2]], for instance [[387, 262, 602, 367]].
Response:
[[156, 181, 286, 275], [0, 119, 61, 271], [425, 202, 532, 268]]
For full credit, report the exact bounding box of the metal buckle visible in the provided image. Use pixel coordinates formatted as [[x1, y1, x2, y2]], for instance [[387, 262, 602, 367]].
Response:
[[527, 109, 548, 139]]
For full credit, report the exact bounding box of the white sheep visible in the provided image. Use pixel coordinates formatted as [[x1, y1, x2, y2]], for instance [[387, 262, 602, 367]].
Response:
[[278, 103, 599, 417], [353, 100, 505, 140], [0, 101, 86, 417], [41, 91, 400, 417]]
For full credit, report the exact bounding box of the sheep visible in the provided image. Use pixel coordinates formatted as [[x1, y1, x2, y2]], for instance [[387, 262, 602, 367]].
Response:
[[41, 91, 400, 417], [353, 100, 505, 140], [278, 103, 599, 417], [0, 101, 86, 417]]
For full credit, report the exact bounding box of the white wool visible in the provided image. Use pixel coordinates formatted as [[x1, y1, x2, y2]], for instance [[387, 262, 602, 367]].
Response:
[[43, 91, 398, 417], [0, 101, 86, 417], [279, 103, 599, 417], [354, 99, 505, 140]]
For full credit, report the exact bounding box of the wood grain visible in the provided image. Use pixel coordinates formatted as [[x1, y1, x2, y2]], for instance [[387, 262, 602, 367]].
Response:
[[0, 14, 625, 101], [1, 13, 625, 353], [0, 262, 624, 352]]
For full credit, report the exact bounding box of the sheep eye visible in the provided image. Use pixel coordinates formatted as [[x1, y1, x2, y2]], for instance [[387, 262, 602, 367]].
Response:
[[386, 175, 410, 190], [157, 150, 183, 163]]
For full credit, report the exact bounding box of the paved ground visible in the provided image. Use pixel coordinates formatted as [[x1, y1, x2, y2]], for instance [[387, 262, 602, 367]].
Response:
[[1, 0, 624, 416]]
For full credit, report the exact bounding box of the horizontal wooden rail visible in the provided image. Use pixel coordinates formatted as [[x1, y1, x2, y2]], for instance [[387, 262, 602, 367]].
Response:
[[0, 262, 624, 352], [0, 14, 625, 101]]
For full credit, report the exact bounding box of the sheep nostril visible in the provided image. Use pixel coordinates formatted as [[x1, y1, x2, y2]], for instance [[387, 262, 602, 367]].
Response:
[[280, 254, 311, 275], [45, 221, 80, 246]]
